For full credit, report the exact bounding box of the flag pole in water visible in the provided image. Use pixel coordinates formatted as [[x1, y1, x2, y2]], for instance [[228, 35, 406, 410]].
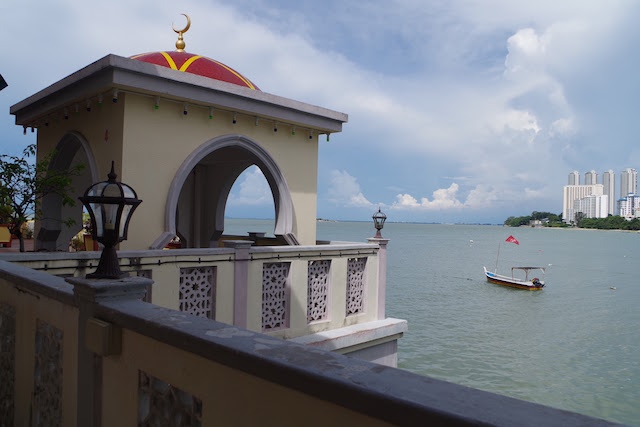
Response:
[[496, 235, 519, 273]]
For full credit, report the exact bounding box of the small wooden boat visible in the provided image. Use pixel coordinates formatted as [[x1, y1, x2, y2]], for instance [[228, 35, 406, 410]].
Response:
[[483, 266, 545, 290]]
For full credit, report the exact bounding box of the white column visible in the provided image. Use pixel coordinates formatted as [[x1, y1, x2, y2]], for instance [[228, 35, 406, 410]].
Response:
[[223, 240, 253, 328], [368, 237, 389, 320]]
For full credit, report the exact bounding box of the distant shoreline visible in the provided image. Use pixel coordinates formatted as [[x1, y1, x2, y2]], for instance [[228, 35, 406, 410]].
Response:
[[232, 217, 638, 231]]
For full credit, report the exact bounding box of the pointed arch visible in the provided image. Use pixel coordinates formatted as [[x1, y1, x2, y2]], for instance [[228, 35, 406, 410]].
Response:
[[151, 134, 297, 249], [37, 132, 98, 251]]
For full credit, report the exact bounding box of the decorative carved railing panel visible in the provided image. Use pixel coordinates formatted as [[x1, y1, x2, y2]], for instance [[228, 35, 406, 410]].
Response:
[[307, 260, 330, 323], [179, 267, 216, 319], [0, 303, 16, 425], [262, 262, 290, 331], [32, 319, 63, 426], [346, 258, 366, 316], [138, 370, 202, 426]]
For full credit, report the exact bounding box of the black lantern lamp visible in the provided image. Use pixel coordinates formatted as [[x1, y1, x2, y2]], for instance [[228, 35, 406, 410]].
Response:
[[79, 161, 142, 279], [372, 208, 387, 238]]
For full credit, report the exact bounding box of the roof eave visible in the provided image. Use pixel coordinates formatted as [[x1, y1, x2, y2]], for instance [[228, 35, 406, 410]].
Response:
[[11, 54, 348, 133]]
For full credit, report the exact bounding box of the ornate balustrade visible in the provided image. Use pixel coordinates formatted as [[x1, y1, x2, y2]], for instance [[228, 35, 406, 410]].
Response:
[[0, 240, 403, 364]]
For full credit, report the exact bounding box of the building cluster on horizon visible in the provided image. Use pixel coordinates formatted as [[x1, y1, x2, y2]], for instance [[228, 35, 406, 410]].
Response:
[[563, 168, 639, 223]]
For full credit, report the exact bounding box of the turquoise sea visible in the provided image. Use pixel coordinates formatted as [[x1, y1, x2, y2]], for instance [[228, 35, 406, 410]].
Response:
[[226, 219, 640, 425]]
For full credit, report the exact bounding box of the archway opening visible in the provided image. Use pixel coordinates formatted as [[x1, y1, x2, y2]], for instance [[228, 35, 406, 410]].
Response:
[[37, 133, 97, 252], [223, 165, 276, 239], [157, 134, 298, 250]]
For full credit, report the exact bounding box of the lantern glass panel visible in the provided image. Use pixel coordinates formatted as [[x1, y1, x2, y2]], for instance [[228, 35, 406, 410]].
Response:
[[102, 203, 119, 232], [122, 185, 136, 199], [102, 182, 122, 198], [90, 202, 104, 236], [119, 204, 133, 237], [88, 182, 108, 197]]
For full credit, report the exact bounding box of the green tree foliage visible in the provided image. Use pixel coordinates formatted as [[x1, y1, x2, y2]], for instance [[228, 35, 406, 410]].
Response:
[[504, 211, 564, 227], [578, 216, 640, 230], [505, 210, 639, 230], [0, 144, 84, 252]]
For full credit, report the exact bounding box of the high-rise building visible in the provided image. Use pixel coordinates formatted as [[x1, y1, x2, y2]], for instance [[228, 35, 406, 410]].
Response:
[[584, 170, 598, 185], [603, 170, 615, 216], [620, 168, 638, 197], [568, 171, 580, 185], [618, 194, 640, 218], [574, 194, 609, 219], [562, 184, 604, 223]]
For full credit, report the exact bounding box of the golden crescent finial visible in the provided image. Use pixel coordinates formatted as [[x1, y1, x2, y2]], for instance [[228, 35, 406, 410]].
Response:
[[172, 14, 191, 52]]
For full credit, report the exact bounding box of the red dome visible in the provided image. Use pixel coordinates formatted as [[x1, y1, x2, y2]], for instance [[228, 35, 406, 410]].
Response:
[[131, 51, 260, 90]]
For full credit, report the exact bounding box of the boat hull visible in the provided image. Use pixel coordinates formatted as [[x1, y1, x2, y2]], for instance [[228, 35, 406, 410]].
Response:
[[483, 267, 544, 291]]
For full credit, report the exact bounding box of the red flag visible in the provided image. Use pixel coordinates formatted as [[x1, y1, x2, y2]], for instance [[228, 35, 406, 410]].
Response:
[[506, 235, 519, 245]]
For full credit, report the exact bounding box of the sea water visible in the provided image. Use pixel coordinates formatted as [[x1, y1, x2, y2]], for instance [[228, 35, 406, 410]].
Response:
[[225, 218, 640, 425]]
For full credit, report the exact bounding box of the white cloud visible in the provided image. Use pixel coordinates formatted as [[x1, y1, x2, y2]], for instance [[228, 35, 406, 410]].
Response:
[[327, 170, 373, 208], [389, 180, 551, 215], [227, 167, 272, 207], [504, 28, 549, 77], [391, 184, 464, 211], [464, 185, 501, 209], [491, 109, 541, 134], [549, 118, 576, 138]]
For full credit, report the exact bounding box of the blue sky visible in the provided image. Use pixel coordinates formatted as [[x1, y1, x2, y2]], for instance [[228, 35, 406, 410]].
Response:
[[2, 1, 640, 224]]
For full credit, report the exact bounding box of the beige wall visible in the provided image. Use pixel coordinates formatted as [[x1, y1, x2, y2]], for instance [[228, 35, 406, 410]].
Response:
[[102, 329, 393, 427], [0, 278, 79, 427], [36, 98, 125, 180]]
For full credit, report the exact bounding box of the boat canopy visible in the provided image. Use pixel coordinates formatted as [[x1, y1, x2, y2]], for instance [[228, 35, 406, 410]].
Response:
[[511, 267, 545, 280]]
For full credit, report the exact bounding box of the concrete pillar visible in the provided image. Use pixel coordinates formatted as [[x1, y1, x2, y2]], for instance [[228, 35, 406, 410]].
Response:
[[367, 237, 389, 320], [193, 164, 204, 247], [223, 240, 253, 328], [66, 276, 153, 427]]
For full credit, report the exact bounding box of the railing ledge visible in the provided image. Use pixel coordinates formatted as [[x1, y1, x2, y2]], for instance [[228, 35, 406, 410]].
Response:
[[0, 259, 74, 304], [250, 242, 379, 255], [289, 318, 407, 351], [93, 299, 621, 427]]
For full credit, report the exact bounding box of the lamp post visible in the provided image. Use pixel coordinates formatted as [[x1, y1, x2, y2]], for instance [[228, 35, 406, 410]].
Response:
[[372, 207, 387, 238], [369, 208, 389, 319], [79, 161, 142, 279]]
